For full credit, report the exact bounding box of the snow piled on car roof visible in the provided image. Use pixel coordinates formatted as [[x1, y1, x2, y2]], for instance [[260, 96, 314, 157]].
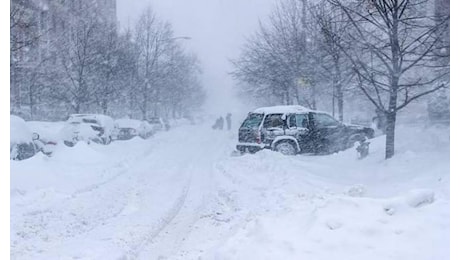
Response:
[[252, 105, 327, 114], [68, 114, 114, 125], [115, 119, 144, 129], [10, 115, 33, 144]]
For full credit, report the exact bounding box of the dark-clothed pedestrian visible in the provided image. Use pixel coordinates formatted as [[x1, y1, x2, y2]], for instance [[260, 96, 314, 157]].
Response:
[[218, 116, 224, 130], [226, 113, 232, 130], [212, 116, 224, 130]]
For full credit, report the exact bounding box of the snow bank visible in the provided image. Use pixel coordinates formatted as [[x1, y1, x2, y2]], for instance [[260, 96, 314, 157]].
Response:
[[213, 190, 447, 260], [383, 189, 436, 216], [406, 189, 436, 208], [204, 124, 449, 260], [10, 122, 449, 260], [51, 141, 108, 164], [345, 184, 367, 197]]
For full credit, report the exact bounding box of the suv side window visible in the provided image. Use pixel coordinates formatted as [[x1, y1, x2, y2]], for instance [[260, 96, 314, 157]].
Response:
[[263, 114, 284, 129], [310, 113, 340, 128], [288, 114, 297, 128], [295, 114, 309, 128]]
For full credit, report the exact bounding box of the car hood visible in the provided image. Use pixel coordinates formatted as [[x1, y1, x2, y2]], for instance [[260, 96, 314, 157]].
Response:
[[60, 123, 99, 140], [343, 123, 370, 130]]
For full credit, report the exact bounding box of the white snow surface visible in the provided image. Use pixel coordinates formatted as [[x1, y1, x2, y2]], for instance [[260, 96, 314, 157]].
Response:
[[10, 120, 449, 259]]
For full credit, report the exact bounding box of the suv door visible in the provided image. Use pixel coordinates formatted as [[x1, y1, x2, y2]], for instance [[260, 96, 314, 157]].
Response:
[[238, 113, 264, 143], [261, 113, 285, 144], [308, 112, 346, 153], [285, 113, 312, 152]]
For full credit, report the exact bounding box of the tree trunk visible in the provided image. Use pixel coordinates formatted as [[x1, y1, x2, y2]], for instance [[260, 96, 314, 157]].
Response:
[[332, 88, 335, 117], [142, 83, 148, 120], [11, 65, 21, 113], [311, 83, 317, 110], [385, 7, 400, 159], [142, 104, 147, 120], [334, 60, 344, 122], [102, 98, 108, 114], [28, 84, 35, 120], [385, 75, 399, 159], [284, 87, 291, 105], [129, 81, 135, 118], [75, 103, 80, 114], [293, 83, 300, 105], [385, 110, 396, 159], [337, 84, 344, 122], [154, 100, 158, 117]]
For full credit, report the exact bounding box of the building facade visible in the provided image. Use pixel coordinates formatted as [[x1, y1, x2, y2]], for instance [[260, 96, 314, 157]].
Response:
[[10, 0, 117, 119]]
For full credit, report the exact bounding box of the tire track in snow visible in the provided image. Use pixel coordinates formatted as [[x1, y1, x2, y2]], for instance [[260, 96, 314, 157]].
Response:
[[11, 141, 157, 259], [152, 151, 334, 259], [133, 129, 233, 259], [123, 175, 193, 259]]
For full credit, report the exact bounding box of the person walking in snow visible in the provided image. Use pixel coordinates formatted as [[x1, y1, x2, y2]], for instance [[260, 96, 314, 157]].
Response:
[[212, 117, 220, 130], [226, 113, 232, 130], [218, 116, 224, 130]]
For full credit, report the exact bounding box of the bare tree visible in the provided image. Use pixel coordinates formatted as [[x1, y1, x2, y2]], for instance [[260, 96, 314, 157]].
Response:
[[135, 7, 174, 120], [232, 0, 311, 106], [10, 2, 206, 121], [232, 0, 355, 116], [10, 0, 43, 114], [162, 47, 205, 118], [94, 23, 122, 114], [309, 2, 356, 122], [327, 0, 449, 159], [111, 28, 141, 119], [53, 3, 103, 113]]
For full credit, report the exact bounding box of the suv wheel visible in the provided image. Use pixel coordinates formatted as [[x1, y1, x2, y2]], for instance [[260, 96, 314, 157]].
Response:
[[275, 141, 297, 156], [105, 136, 112, 145]]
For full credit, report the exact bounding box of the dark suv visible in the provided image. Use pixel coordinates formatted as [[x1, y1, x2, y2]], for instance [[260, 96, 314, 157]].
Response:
[[236, 105, 374, 155]]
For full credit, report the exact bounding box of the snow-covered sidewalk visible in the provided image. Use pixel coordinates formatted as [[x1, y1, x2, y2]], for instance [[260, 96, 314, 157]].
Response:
[[11, 122, 449, 259]]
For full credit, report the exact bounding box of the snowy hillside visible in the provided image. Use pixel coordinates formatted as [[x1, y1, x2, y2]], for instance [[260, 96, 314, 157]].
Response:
[[11, 121, 449, 259]]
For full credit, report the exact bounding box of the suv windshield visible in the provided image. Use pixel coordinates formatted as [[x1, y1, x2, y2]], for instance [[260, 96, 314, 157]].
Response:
[[241, 113, 263, 129], [311, 113, 340, 127], [82, 118, 99, 124]]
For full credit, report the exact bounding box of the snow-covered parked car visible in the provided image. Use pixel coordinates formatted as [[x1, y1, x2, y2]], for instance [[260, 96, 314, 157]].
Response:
[[114, 119, 154, 140], [10, 115, 37, 160], [148, 116, 169, 132], [236, 105, 374, 155], [60, 114, 116, 147], [10, 115, 57, 160], [26, 120, 61, 153]]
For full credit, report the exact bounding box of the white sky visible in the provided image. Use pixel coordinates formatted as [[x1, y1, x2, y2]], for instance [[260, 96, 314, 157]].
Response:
[[116, 0, 277, 115]]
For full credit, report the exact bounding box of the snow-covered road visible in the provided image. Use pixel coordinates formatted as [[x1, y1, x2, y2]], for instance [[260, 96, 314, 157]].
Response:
[[11, 121, 449, 260]]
